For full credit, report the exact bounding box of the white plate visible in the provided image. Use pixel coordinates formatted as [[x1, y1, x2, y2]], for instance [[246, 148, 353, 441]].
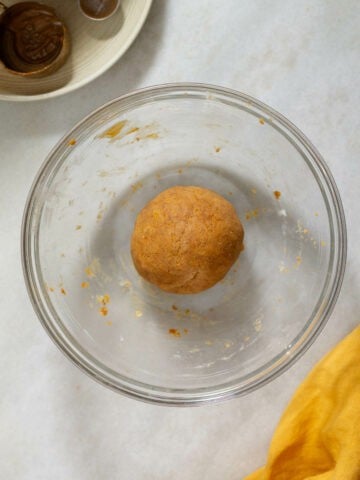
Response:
[[0, 0, 153, 101]]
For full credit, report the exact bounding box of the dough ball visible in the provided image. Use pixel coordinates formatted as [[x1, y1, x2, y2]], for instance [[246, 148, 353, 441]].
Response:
[[131, 186, 244, 294]]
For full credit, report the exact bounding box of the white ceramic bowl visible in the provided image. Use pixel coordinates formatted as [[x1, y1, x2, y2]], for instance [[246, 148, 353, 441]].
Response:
[[0, 0, 152, 101]]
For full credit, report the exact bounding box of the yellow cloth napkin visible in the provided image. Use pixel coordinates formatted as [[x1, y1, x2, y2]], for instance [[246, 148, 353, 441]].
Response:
[[245, 326, 360, 480]]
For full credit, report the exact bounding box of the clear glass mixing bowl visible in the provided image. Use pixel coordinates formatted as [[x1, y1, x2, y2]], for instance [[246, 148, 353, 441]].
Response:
[[22, 84, 346, 405]]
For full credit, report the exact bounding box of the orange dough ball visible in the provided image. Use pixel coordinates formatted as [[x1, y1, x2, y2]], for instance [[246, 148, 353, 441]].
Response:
[[131, 186, 244, 294]]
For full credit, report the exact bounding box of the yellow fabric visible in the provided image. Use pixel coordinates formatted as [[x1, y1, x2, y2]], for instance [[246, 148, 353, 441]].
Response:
[[245, 326, 360, 480]]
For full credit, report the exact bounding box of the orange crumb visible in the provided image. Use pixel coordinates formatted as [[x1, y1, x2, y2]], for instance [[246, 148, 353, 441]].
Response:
[[60, 288, 66, 295], [75, 225, 82, 230], [81, 281, 89, 289], [214, 146, 221, 153], [126, 127, 139, 135], [131, 181, 143, 193], [172, 305, 178, 311], [169, 328, 181, 337], [99, 120, 127, 139], [259, 118, 265, 125], [145, 133, 159, 139], [97, 294, 110, 305], [273, 190, 281, 200], [68, 139, 76, 146], [99, 306, 108, 316], [85, 267, 95, 278], [245, 209, 259, 220]]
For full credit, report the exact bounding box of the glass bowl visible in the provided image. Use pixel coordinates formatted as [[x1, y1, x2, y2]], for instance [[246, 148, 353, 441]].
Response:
[[22, 84, 346, 405]]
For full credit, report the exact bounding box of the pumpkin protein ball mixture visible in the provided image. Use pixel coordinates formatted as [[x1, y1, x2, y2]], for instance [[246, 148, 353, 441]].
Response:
[[131, 186, 244, 294]]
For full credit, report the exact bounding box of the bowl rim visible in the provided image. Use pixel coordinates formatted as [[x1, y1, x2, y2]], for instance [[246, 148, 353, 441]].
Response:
[[0, 0, 153, 102], [21, 82, 347, 405]]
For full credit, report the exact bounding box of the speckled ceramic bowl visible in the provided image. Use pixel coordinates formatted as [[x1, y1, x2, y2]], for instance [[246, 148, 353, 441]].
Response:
[[22, 84, 346, 405]]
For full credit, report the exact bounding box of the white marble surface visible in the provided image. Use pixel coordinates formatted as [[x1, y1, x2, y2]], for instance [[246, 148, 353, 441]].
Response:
[[0, 1, 359, 478]]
